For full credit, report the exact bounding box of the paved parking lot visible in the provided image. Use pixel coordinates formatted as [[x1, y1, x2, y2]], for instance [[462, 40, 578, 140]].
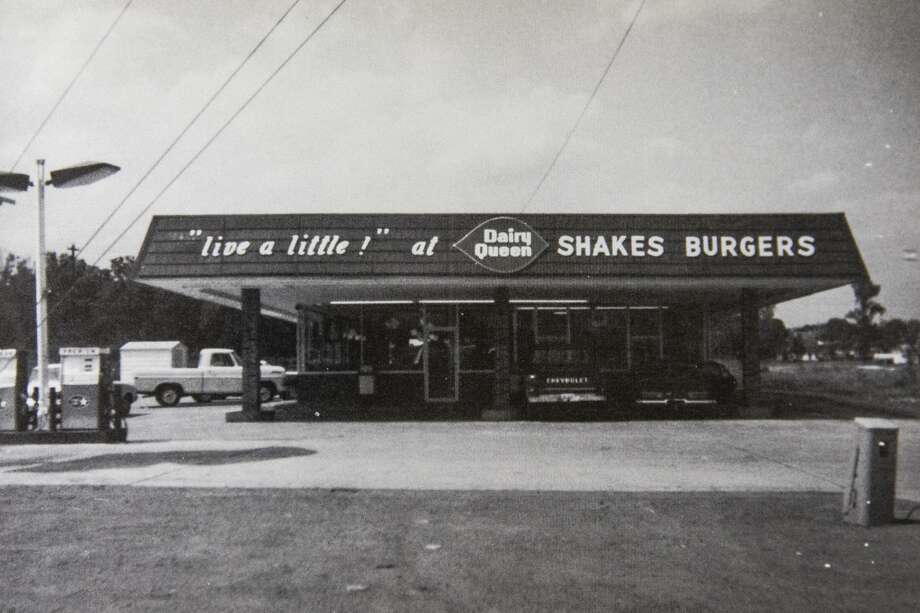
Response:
[[1, 399, 918, 501], [3, 400, 919, 612]]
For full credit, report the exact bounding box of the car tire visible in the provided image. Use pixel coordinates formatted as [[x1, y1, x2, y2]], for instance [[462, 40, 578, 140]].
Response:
[[258, 383, 275, 403], [155, 384, 182, 407], [191, 394, 213, 403]]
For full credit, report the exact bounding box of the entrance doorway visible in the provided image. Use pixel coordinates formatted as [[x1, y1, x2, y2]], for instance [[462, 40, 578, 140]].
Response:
[[424, 306, 459, 402]]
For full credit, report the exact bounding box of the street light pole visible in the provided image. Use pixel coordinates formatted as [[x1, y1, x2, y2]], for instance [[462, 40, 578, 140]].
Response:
[[0, 159, 120, 430], [34, 160, 53, 428]]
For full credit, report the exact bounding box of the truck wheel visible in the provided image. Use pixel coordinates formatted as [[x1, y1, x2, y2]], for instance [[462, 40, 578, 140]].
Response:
[[258, 383, 275, 403], [155, 385, 182, 407], [191, 394, 213, 403]]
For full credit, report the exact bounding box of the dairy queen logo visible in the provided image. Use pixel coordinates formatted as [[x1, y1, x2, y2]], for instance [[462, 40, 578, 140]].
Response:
[[453, 217, 548, 273]]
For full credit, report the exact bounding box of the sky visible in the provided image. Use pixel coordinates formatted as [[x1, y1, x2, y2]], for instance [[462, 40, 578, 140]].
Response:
[[1, 0, 918, 327]]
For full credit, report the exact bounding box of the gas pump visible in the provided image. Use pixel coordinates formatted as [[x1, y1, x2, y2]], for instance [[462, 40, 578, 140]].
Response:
[[0, 349, 29, 431], [59, 347, 113, 430]]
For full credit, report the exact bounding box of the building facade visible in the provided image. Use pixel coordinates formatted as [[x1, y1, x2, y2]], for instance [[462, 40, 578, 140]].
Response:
[[133, 213, 869, 418]]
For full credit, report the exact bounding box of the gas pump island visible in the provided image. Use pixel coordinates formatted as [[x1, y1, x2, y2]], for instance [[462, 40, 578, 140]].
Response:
[[0, 347, 128, 444]]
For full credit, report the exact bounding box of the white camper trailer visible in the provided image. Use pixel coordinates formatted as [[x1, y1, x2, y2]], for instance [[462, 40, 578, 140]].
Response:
[[119, 341, 188, 386]]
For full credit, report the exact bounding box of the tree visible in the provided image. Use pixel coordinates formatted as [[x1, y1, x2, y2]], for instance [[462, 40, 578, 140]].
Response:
[[878, 319, 908, 352], [789, 334, 806, 358], [0, 253, 36, 351], [818, 317, 858, 357], [0, 251, 294, 361], [846, 282, 886, 359]]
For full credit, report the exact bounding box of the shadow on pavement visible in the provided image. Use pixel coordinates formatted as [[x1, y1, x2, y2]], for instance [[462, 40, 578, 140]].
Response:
[[13, 446, 315, 472]]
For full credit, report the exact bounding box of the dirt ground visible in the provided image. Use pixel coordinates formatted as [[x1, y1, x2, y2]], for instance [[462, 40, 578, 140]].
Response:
[[762, 361, 920, 417], [1, 486, 918, 612]]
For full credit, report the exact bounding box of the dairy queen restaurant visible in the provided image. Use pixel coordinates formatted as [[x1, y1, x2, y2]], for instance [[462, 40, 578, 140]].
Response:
[[132, 213, 869, 420]]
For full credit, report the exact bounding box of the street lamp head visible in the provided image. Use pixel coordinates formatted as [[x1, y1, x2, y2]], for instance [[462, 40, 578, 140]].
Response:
[[0, 172, 33, 192], [48, 162, 120, 188], [0, 196, 15, 206]]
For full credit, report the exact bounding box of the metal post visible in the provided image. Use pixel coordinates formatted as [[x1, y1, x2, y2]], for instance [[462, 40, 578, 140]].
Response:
[[741, 289, 761, 401], [296, 304, 306, 374], [484, 287, 512, 420], [241, 288, 261, 418], [702, 303, 711, 361], [625, 307, 632, 371], [35, 159, 49, 429]]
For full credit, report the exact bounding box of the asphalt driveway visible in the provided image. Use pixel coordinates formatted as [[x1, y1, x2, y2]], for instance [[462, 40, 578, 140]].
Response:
[[1, 402, 917, 501]]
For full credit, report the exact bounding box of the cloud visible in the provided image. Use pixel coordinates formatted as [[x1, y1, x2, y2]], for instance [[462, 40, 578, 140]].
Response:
[[643, 136, 685, 159], [621, 0, 777, 25], [787, 171, 840, 193]]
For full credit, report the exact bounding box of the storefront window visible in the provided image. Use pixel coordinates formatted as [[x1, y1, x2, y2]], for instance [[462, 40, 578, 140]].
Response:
[[424, 305, 456, 328], [568, 307, 593, 345], [512, 305, 667, 372], [514, 308, 535, 369], [595, 308, 628, 371], [630, 307, 663, 368], [536, 307, 568, 343], [304, 309, 361, 371], [630, 308, 660, 337], [364, 307, 425, 371], [459, 307, 494, 370], [662, 307, 704, 363], [631, 337, 661, 367]]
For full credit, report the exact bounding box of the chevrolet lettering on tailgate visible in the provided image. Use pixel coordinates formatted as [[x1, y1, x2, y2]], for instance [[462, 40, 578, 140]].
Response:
[[524, 345, 607, 414]]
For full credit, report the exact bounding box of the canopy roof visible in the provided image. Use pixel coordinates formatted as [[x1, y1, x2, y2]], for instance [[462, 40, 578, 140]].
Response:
[[134, 213, 869, 322]]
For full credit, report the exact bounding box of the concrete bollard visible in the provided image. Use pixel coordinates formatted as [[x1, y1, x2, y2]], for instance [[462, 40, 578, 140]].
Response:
[[843, 418, 899, 527]]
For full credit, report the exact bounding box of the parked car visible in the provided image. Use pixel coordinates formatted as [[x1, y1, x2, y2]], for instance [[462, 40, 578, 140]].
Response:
[[524, 345, 607, 417], [631, 360, 737, 413]]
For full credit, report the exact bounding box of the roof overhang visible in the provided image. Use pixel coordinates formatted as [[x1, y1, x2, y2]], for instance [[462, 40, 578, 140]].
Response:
[[137, 274, 856, 323], [133, 213, 870, 322]]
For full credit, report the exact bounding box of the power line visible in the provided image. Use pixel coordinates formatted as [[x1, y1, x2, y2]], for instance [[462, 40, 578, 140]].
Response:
[[75, 0, 306, 263], [8, 0, 135, 173], [519, 0, 647, 213], [93, 0, 349, 266], [1, 0, 346, 378]]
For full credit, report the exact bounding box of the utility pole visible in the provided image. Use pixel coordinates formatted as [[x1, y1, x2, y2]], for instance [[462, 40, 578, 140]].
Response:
[[67, 243, 79, 272]]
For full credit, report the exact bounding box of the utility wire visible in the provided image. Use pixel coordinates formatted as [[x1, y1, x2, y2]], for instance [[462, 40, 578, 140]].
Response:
[[519, 0, 647, 212], [2, 0, 345, 378], [75, 0, 306, 263], [93, 0, 348, 266], [8, 0, 134, 173]]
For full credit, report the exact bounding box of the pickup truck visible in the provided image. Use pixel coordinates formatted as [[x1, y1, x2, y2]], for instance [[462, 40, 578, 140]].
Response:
[[131, 348, 287, 406], [523, 345, 607, 418]]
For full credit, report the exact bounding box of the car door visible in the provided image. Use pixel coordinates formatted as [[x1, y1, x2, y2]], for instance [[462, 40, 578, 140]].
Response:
[[205, 352, 243, 394]]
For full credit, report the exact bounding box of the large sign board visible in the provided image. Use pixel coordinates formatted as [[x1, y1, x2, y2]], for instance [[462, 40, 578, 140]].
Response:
[[135, 213, 868, 281]]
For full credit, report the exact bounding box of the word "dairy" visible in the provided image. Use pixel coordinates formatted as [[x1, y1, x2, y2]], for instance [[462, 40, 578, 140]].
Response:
[[474, 227, 533, 260]]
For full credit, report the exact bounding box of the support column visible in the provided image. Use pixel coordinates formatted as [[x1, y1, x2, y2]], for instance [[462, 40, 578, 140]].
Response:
[[702, 303, 711, 361], [296, 304, 307, 374], [740, 289, 761, 403], [241, 287, 261, 418], [483, 287, 513, 420]]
